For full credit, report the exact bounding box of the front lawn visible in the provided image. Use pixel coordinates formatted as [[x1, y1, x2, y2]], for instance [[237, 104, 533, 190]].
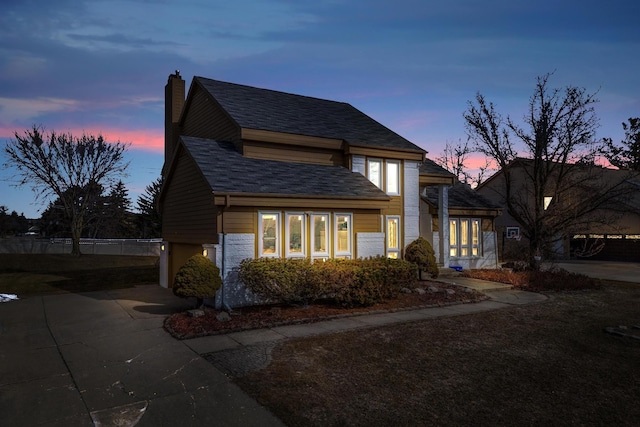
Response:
[[234, 281, 640, 426]]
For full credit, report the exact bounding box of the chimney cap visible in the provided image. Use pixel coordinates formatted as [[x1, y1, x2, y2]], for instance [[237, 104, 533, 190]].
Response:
[[168, 70, 182, 82]]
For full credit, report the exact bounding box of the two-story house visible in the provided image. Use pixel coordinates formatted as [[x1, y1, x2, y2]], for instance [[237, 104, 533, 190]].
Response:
[[158, 71, 499, 308]]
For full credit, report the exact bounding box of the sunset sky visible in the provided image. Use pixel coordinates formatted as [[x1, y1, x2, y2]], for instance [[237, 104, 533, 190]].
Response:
[[1, 0, 638, 218]]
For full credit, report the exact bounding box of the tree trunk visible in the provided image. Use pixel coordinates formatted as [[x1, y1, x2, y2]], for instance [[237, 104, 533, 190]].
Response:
[[70, 216, 83, 257]]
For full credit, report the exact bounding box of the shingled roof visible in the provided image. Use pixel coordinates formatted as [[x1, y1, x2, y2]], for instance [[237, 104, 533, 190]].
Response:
[[419, 158, 456, 177], [195, 77, 425, 153], [181, 136, 391, 199], [422, 182, 501, 210]]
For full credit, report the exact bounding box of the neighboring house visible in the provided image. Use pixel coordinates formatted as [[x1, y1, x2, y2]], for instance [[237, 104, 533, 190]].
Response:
[[418, 160, 502, 270], [159, 71, 500, 308], [477, 158, 640, 262]]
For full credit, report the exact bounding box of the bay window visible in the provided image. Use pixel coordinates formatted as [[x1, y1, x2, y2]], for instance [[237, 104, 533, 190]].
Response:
[[450, 218, 481, 257]]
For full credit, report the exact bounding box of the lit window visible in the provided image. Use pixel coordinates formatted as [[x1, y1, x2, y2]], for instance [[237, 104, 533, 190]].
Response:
[[285, 213, 306, 258], [334, 213, 352, 257], [259, 212, 280, 257], [450, 219, 458, 257], [386, 161, 400, 195], [387, 216, 400, 259], [311, 213, 330, 259], [544, 196, 553, 210], [450, 218, 482, 258], [472, 219, 480, 256], [367, 159, 382, 188]]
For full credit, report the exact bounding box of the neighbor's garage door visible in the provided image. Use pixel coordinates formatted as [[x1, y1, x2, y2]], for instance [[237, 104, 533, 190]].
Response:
[[570, 235, 640, 262]]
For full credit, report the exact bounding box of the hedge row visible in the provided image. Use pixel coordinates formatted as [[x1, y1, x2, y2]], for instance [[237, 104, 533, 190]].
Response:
[[238, 256, 418, 307]]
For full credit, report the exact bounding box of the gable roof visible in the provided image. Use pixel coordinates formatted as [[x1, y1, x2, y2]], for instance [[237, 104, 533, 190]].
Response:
[[422, 182, 501, 211], [180, 136, 390, 200], [419, 158, 456, 177], [195, 77, 425, 153]]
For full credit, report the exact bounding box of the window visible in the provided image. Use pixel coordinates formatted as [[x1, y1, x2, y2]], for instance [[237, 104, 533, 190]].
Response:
[[311, 213, 330, 259], [334, 213, 352, 258], [386, 160, 400, 195], [367, 159, 382, 188], [450, 218, 481, 258], [285, 213, 306, 257], [544, 196, 553, 210], [366, 158, 401, 195], [386, 216, 400, 259], [259, 212, 280, 257]]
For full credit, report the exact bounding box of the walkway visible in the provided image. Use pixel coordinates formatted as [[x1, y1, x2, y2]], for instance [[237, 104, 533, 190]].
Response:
[[1, 279, 547, 426]]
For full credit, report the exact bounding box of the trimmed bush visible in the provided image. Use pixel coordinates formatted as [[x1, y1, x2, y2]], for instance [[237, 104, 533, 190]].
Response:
[[238, 257, 324, 305], [173, 254, 222, 307], [404, 237, 439, 279], [239, 256, 417, 308]]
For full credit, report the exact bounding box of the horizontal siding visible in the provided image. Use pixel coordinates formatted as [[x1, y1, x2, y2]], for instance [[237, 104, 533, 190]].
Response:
[[354, 211, 382, 233], [243, 141, 345, 166], [381, 196, 403, 216], [162, 150, 217, 244], [222, 209, 256, 234], [182, 87, 239, 141]]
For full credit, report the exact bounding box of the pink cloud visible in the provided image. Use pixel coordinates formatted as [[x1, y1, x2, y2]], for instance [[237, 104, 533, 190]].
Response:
[[1, 125, 164, 153]]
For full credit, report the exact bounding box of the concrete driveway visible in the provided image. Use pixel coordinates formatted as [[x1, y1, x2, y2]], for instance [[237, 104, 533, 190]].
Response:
[[0, 285, 284, 426], [552, 260, 640, 283]]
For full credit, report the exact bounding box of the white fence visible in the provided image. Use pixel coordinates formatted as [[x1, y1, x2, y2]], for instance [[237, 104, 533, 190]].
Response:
[[0, 238, 162, 256]]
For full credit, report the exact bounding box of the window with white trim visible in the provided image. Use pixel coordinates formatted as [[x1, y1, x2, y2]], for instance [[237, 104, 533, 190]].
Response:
[[334, 213, 352, 259], [311, 213, 330, 259], [386, 160, 400, 195], [450, 218, 481, 257], [366, 158, 401, 196], [285, 213, 306, 258], [367, 158, 382, 189], [259, 212, 280, 257], [386, 216, 400, 259]]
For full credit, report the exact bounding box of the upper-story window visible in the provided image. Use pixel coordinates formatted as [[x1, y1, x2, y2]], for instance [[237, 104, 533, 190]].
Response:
[[367, 159, 382, 188], [366, 158, 400, 195], [386, 160, 400, 195]]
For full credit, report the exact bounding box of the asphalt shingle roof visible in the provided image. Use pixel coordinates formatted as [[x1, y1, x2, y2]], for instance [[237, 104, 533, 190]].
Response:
[[181, 136, 390, 199], [422, 182, 501, 210], [419, 158, 456, 177], [196, 77, 425, 153]]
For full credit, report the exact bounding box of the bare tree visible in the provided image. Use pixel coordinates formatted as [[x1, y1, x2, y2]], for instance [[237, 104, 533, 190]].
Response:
[[466, 73, 634, 268], [435, 138, 493, 187], [600, 117, 640, 170], [4, 126, 129, 255]]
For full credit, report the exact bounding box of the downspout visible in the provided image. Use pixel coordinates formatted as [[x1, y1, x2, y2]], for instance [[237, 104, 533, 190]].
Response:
[[219, 193, 234, 313]]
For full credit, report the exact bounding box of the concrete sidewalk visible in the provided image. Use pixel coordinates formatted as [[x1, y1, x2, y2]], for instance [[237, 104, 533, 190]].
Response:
[[183, 278, 547, 357], [1, 280, 546, 426], [0, 286, 285, 427]]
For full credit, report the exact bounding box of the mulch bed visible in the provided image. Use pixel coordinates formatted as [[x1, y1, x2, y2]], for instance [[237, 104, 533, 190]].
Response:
[[164, 281, 487, 339]]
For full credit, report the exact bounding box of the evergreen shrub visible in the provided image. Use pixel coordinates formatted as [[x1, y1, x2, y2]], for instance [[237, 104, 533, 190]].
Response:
[[405, 237, 439, 279], [173, 254, 222, 307]]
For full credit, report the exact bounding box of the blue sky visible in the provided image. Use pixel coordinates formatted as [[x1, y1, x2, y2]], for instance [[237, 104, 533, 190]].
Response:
[[1, 0, 638, 218]]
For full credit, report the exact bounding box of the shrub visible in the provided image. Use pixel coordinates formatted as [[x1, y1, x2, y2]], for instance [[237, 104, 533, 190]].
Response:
[[326, 257, 418, 307], [462, 267, 601, 291], [404, 237, 439, 279], [238, 257, 324, 305], [173, 254, 222, 307], [238, 256, 418, 308]]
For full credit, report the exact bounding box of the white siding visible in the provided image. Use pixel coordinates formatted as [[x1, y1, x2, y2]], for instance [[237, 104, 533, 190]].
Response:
[[403, 160, 420, 247], [356, 232, 385, 258]]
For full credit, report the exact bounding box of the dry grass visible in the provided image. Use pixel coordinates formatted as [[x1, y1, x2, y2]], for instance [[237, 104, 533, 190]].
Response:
[[0, 254, 159, 295], [235, 281, 640, 427]]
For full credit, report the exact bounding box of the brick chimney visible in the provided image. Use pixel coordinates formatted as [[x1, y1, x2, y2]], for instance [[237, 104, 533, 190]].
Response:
[[164, 70, 185, 174]]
